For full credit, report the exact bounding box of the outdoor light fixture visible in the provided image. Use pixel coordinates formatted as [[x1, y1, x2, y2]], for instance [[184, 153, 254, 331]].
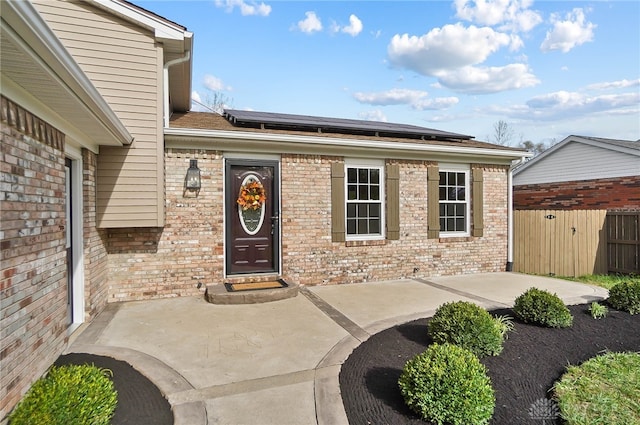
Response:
[[185, 159, 201, 190]]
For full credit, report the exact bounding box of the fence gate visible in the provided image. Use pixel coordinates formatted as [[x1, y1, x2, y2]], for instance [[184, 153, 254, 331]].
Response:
[[606, 211, 640, 274], [514, 210, 608, 277]]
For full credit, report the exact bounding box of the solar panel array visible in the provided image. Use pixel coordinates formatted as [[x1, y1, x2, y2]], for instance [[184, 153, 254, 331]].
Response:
[[223, 109, 472, 141]]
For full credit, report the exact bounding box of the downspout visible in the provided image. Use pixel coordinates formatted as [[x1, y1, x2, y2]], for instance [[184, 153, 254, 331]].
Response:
[[506, 156, 526, 271], [163, 50, 191, 128]]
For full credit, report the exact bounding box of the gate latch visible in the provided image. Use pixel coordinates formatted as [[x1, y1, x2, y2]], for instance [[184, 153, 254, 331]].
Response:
[[545, 214, 556, 220]]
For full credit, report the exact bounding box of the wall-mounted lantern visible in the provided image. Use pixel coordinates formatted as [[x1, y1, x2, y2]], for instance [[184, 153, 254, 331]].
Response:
[[185, 159, 201, 191]]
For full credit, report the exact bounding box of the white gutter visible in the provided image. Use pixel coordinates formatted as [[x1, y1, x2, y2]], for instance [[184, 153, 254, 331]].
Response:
[[4, 0, 133, 146], [165, 127, 532, 161], [163, 50, 191, 128], [507, 156, 527, 271]]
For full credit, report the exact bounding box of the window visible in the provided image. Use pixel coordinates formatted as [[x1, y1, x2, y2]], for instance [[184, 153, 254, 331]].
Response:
[[439, 167, 470, 236], [345, 162, 384, 239]]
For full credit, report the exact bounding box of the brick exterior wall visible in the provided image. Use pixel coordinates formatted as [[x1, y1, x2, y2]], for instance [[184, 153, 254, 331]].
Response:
[[0, 97, 68, 419], [106, 149, 224, 301], [106, 150, 510, 300], [514, 176, 640, 210], [82, 149, 110, 318]]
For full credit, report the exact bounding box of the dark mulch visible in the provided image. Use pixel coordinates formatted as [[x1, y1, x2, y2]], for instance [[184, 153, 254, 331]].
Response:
[[54, 353, 172, 425], [340, 303, 640, 425]]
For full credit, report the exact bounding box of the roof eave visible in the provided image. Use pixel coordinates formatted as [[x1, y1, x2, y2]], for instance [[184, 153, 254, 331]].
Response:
[[1, 0, 133, 150], [164, 127, 531, 164]]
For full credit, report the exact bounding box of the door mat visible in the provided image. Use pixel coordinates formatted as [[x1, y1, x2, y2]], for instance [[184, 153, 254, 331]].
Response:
[[225, 279, 288, 292]]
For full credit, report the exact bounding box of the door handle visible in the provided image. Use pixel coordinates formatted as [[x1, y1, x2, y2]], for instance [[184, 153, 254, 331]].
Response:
[[271, 213, 279, 234]]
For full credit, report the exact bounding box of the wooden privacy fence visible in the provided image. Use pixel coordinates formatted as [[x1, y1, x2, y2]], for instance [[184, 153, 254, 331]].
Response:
[[514, 210, 608, 277], [607, 211, 640, 274]]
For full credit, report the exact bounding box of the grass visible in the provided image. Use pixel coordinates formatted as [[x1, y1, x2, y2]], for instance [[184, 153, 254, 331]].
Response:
[[557, 274, 640, 291], [553, 352, 640, 424]]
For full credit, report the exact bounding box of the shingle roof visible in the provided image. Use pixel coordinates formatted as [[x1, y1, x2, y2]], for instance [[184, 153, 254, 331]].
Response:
[[169, 111, 526, 152], [580, 136, 640, 151]]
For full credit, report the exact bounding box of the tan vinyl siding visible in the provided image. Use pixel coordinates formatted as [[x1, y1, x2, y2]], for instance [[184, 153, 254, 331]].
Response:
[[34, 0, 164, 227]]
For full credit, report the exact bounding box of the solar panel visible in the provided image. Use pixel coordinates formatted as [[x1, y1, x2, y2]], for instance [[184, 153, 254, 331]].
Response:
[[223, 109, 472, 141]]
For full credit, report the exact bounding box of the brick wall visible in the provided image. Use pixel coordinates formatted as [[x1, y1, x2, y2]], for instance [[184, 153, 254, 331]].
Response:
[[514, 176, 640, 210], [82, 149, 110, 318], [0, 97, 68, 419], [106, 149, 224, 301], [106, 150, 509, 300], [281, 156, 509, 285]]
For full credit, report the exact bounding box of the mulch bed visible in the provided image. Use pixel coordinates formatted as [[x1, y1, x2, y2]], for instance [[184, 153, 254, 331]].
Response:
[[339, 303, 640, 424], [54, 353, 172, 425]]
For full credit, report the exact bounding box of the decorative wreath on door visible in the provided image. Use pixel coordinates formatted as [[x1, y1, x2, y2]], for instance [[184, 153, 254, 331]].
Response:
[[237, 178, 266, 211]]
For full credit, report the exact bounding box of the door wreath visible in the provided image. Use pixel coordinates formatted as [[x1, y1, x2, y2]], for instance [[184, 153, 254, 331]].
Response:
[[237, 178, 266, 211]]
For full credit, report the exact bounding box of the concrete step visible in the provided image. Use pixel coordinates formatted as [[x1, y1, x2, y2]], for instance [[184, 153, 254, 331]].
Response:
[[205, 280, 299, 304]]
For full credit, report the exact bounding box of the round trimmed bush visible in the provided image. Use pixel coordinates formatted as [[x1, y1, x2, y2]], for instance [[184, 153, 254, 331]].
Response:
[[398, 343, 495, 425], [513, 287, 573, 328], [608, 281, 640, 314], [9, 364, 117, 425], [428, 301, 507, 356]]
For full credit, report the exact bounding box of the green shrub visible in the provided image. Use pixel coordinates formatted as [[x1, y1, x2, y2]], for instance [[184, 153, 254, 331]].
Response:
[[513, 287, 573, 328], [9, 364, 117, 425], [607, 280, 640, 314], [398, 343, 495, 425], [427, 301, 510, 356], [588, 301, 608, 319]]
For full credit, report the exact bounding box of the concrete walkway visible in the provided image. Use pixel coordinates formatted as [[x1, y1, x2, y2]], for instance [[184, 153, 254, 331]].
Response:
[[67, 272, 607, 425]]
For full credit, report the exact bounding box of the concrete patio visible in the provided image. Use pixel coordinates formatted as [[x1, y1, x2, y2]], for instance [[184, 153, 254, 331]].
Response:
[[67, 272, 607, 425]]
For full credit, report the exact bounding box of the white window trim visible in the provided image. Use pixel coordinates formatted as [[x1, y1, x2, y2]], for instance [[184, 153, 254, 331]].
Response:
[[439, 163, 470, 238], [345, 159, 385, 241]]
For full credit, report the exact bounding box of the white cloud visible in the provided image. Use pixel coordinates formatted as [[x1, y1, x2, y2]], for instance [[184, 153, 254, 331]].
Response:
[[541, 8, 596, 53], [330, 14, 363, 36], [413, 97, 460, 111], [438, 63, 539, 94], [353, 88, 459, 111], [454, 0, 542, 32], [191, 90, 206, 112], [296, 11, 322, 34], [203, 74, 232, 91], [214, 0, 271, 16], [358, 110, 387, 122], [342, 14, 363, 36], [387, 24, 515, 76], [586, 79, 640, 91], [496, 90, 640, 122], [353, 88, 429, 106], [527, 91, 639, 111]]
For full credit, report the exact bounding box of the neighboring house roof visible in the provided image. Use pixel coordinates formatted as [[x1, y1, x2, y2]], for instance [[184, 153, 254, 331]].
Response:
[[90, 0, 193, 112], [167, 111, 530, 164], [1, 0, 133, 151], [513, 135, 640, 185]]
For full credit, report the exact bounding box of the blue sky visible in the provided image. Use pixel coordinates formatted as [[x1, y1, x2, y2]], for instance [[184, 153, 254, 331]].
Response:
[[144, 0, 639, 146]]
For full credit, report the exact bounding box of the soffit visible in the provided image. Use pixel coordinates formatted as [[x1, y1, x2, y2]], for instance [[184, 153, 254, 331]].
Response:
[[1, 1, 132, 151]]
